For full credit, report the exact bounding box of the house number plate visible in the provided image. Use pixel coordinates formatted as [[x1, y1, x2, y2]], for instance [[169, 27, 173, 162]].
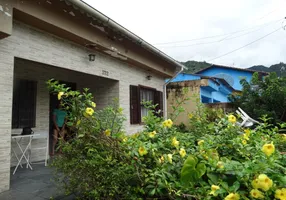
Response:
[[102, 70, 109, 76]]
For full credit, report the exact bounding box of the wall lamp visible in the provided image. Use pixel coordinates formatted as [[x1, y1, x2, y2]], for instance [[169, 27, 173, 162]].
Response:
[[88, 54, 96, 61], [146, 75, 152, 80]]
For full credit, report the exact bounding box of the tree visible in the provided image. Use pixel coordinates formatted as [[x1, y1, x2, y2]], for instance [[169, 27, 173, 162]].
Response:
[[229, 72, 286, 124]]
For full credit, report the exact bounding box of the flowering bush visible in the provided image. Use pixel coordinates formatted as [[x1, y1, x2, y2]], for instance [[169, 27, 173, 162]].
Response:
[[47, 80, 135, 199], [47, 80, 286, 199], [124, 106, 286, 199]]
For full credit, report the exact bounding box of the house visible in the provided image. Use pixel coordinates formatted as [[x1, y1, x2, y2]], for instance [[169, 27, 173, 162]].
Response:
[[0, 0, 184, 192], [170, 73, 237, 103], [167, 65, 268, 126], [167, 73, 236, 125], [195, 64, 269, 91]]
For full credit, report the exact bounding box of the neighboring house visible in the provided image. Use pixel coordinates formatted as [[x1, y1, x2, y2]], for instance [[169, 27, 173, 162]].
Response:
[[195, 64, 268, 91], [0, 0, 183, 192], [171, 73, 237, 103], [167, 73, 236, 125], [167, 65, 268, 126]]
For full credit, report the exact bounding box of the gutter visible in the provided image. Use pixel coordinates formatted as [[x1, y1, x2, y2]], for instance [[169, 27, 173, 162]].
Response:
[[64, 0, 185, 72], [163, 66, 185, 119]]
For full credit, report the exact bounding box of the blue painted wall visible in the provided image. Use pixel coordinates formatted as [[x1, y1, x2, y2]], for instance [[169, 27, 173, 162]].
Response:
[[200, 86, 230, 103], [196, 67, 253, 91], [170, 73, 234, 103], [211, 91, 229, 102]]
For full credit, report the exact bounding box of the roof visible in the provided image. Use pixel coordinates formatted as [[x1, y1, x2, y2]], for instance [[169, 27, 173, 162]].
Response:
[[63, 0, 185, 71], [195, 64, 269, 75]]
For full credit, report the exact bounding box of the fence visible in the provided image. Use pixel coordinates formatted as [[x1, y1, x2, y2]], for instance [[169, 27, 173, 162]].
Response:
[[205, 102, 235, 113]]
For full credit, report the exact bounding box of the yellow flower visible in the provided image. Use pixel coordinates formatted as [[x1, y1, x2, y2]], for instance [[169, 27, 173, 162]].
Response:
[[167, 154, 172, 163], [242, 140, 247, 145], [118, 107, 123, 114], [159, 155, 165, 163], [171, 137, 179, 148], [57, 92, 64, 100], [122, 137, 128, 142], [224, 193, 240, 200], [104, 129, 111, 136], [252, 179, 260, 189], [262, 142, 275, 157], [188, 113, 193, 119], [138, 146, 147, 156], [198, 140, 204, 146], [228, 115, 236, 124], [148, 131, 157, 138], [257, 174, 273, 191], [91, 102, 96, 108], [209, 185, 220, 196], [275, 188, 286, 200], [243, 134, 249, 140], [250, 189, 264, 199], [179, 148, 186, 158], [85, 107, 94, 116], [244, 129, 251, 137], [76, 120, 81, 126], [217, 161, 224, 169], [162, 119, 173, 128], [281, 134, 286, 142], [203, 155, 209, 160]]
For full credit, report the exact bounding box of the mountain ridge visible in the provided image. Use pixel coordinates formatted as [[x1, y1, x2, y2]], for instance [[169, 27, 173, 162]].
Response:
[[181, 60, 286, 76]]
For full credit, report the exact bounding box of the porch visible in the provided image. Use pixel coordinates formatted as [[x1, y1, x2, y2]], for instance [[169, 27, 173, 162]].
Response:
[[11, 57, 119, 165], [0, 165, 73, 200]]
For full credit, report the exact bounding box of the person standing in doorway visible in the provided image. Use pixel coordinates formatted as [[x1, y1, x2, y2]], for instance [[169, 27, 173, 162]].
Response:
[[51, 103, 67, 156]]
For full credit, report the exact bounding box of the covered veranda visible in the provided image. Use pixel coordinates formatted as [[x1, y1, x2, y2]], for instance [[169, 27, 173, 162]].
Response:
[[7, 58, 119, 198]]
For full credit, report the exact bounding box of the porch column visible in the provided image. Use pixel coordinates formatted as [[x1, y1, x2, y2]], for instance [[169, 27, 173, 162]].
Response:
[[0, 52, 14, 192]]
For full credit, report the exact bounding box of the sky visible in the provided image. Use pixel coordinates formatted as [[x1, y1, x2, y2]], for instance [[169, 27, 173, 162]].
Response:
[[83, 0, 286, 68]]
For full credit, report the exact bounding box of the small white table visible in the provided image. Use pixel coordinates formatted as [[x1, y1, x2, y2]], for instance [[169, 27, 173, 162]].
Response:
[[11, 134, 40, 175]]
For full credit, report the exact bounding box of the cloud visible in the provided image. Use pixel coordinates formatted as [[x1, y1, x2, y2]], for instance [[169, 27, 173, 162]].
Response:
[[83, 0, 286, 67]]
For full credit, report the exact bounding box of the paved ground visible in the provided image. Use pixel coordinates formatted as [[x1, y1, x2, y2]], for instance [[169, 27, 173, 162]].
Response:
[[0, 164, 75, 200]]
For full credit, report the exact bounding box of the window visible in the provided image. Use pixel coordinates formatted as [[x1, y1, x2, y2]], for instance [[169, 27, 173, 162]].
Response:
[[140, 88, 155, 118], [12, 79, 37, 128], [130, 85, 163, 124]]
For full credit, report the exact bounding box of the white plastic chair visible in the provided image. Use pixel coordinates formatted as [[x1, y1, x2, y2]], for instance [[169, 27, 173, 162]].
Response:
[[27, 131, 49, 166], [236, 107, 260, 128]]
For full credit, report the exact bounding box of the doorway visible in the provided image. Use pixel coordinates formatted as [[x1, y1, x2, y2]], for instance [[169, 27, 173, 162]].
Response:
[[49, 81, 76, 154]]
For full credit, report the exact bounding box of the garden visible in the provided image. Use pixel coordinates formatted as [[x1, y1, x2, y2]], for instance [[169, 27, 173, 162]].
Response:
[[47, 78, 286, 200]]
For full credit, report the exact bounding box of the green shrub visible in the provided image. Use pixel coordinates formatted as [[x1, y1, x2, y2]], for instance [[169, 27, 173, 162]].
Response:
[[47, 80, 136, 199], [230, 72, 286, 124], [47, 80, 286, 200]]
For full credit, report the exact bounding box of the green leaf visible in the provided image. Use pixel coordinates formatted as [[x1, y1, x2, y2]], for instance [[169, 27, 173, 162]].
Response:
[[207, 173, 219, 184], [149, 188, 156, 196], [229, 181, 240, 192], [221, 182, 229, 190], [180, 155, 206, 185], [196, 163, 207, 178]]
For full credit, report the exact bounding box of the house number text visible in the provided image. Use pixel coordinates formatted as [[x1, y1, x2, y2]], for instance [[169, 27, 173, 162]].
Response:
[[102, 70, 109, 76]]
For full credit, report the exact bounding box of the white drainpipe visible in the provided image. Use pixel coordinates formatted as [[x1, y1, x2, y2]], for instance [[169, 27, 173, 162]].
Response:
[[163, 66, 185, 119]]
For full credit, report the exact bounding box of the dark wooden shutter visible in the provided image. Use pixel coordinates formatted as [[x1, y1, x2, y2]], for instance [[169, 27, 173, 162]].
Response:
[[12, 79, 37, 128], [154, 91, 163, 117], [130, 85, 140, 124], [12, 80, 21, 128]]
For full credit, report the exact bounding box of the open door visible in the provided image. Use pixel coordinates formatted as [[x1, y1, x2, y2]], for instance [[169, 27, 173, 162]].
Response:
[[49, 81, 76, 154]]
